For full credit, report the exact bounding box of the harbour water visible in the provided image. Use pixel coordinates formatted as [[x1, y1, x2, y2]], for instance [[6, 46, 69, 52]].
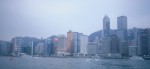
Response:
[[0, 57, 150, 69]]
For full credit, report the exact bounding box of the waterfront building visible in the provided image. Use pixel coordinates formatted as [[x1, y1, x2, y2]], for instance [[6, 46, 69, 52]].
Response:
[[117, 16, 129, 57], [34, 42, 44, 55], [79, 35, 88, 56], [45, 39, 53, 56], [128, 28, 140, 56], [110, 35, 120, 53], [87, 42, 98, 56], [101, 37, 110, 54], [49, 35, 59, 55], [12, 37, 23, 56], [66, 30, 74, 55], [55, 35, 67, 56], [137, 29, 150, 56], [72, 32, 80, 54], [0, 41, 11, 56], [120, 41, 129, 57], [129, 46, 137, 56]]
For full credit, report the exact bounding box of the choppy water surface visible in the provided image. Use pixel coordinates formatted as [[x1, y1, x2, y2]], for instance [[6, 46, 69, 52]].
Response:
[[0, 57, 150, 69]]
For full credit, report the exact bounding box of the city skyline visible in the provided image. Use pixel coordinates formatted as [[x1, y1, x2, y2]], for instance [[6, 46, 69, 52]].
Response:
[[0, 0, 150, 41]]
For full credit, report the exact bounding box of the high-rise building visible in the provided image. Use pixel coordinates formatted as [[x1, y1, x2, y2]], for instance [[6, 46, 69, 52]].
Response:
[[87, 42, 98, 56], [34, 42, 44, 55], [48, 35, 59, 55], [17, 37, 40, 55], [80, 35, 88, 55], [44, 35, 58, 56], [73, 32, 83, 53], [0, 41, 11, 56], [117, 16, 127, 30], [44, 37, 53, 56], [128, 27, 140, 56], [117, 16, 127, 41], [44, 38, 50, 55], [129, 46, 137, 56], [110, 35, 120, 53], [57, 35, 67, 50], [117, 16, 129, 57], [12, 37, 23, 56], [103, 15, 110, 37], [137, 29, 150, 56], [120, 41, 129, 57], [72, 32, 79, 53], [55, 35, 67, 55], [128, 27, 140, 46], [101, 15, 113, 57], [101, 37, 110, 54], [66, 30, 74, 54]]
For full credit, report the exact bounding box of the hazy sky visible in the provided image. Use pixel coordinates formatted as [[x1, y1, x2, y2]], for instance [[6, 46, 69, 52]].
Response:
[[0, 0, 150, 41]]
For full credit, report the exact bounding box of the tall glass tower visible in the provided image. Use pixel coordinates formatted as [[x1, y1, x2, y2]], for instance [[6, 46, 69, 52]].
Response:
[[117, 16, 127, 41], [117, 16, 128, 56], [103, 15, 110, 37]]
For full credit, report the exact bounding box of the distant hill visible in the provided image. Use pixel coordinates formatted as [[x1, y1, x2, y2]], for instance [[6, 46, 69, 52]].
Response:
[[0, 40, 10, 43], [88, 30, 102, 42], [88, 30, 118, 42]]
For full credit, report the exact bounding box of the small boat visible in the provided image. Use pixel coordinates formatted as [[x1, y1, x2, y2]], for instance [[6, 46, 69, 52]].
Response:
[[10, 57, 14, 60], [143, 55, 150, 60], [130, 56, 143, 60]]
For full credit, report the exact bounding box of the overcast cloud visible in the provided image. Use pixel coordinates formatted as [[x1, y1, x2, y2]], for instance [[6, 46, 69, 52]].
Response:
[[0, 0, 150, 41]]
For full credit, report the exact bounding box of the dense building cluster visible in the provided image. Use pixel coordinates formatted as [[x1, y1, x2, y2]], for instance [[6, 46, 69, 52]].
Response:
[[0, 15, 150, 58]]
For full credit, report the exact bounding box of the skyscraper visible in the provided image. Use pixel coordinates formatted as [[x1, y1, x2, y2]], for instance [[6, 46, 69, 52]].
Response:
[[103, 15, 110, 37], [73, 32, 79, 53], [34, 42, 44, 55], [80, 35, 88, 55], [56, 35, 67, 51], [12, 37, 23, 56], [138, 29, 150, 56], [110, 35, 120, 53], [117, 16, 127, 41], [101, 15, 111, 57], [72, 32, 82, 54], [0, 41, 11, 56], [117, 16, 129, 57], [117, 16, 127, 30], [66, 30, 74, 54]]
